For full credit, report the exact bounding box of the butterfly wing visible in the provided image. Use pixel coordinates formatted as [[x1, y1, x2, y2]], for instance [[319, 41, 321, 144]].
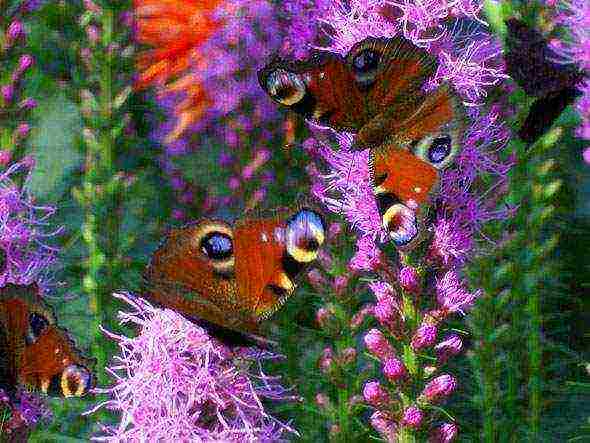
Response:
[[144, 208, 326, 333], [0, 284, 93, 397], [370, 89, 465, 246], [259, 53, 367, 132]]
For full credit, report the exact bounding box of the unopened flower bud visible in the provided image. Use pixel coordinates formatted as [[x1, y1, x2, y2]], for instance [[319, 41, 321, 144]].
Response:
[[399, 266, 420, 294], [363, 381, 390, 406], [316, 306, 335, 329], [428, 422, 458, 442], [340, 347, 356, 365], [370, 411, 397, 441], [401, 406, 423, 429], [435, 335, 463, 363], [319, 347, 334, 374], [86, 25, 100, 44], [383, 357, 408, 382], [364, 328, 394, 361], [411, 324, 437, 350], [15, 123, 30, 139], [308, 268, 327, 292], [351, 305, 374, 330], [227, 176, 240, 190], [333, 275, 348, 297], [16, 55, 34, 75], [18, 98, 37, 111], [328, 222, 342, 238], [315, 393, 331, 410], [421, 374, 457, 404], [0, 150, 12, 166], [6, 21, 25, 43], [316, 249, 333, 269], [1, 85, 14, 103]]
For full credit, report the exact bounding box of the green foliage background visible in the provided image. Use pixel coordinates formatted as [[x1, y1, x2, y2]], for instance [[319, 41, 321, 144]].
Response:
[[4, 0, 587, 441]]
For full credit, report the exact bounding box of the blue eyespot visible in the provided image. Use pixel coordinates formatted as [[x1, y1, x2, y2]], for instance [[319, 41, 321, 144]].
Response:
[[428, 135, 452, 164], [200, 233, 233, 261], [286, 209, 326, 262]]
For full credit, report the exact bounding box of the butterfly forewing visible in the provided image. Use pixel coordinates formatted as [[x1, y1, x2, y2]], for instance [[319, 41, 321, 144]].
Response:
[[144, 208, 326, 334]]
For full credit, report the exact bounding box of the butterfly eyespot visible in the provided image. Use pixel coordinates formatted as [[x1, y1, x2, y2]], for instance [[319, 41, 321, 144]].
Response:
[[351, 49, 382, 87], [286, 209, 326, 263], [428, 135, 452, 163], [200, 232, 233, 261], [412, 133, 459, 170], [26, 312, 49, 345], [265, 69, 306, 106]]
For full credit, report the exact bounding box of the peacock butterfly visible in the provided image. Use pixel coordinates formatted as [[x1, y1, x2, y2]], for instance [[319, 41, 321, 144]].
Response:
[[0, 284, 94, 399], [259, 36, 466, 247], [143, 207, 326, 335]]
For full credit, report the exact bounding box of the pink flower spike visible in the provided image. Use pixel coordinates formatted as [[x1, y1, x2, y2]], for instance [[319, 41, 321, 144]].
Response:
[[88, 293, 297, 441]]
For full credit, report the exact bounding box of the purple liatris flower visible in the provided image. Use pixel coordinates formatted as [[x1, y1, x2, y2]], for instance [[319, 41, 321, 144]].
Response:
[[14, 389, 52, 427], [420, 374, 457, 404], [88, 293, 297, 441], [0, 160, 61, 289], [399, 266, 420, 294], [435, 270, 481, 315], [401, 406, 424, 429], [349, 235, 383, 271], [549, 0, 590, 70], [411, 323, 438, 350]]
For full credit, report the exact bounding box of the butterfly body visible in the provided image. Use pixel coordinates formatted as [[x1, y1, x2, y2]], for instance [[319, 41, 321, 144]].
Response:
[[144, 208, 326, 334], [0, 284, 93, 399], [260, 36, 465, 246]]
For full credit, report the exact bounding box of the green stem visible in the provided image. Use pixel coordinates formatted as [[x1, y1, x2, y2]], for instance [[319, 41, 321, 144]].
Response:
[[397, 426, 417, 443]]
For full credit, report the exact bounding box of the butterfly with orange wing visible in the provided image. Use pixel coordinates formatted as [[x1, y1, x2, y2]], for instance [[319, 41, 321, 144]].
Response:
[[259, 36, 466, 247], [143, 207, 326, 337], [0, 284, 94, 399]]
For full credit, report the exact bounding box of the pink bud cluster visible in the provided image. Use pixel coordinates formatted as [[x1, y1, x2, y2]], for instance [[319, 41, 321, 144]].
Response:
[[1, 10, 39, 164], [358, 259, 476, 439]]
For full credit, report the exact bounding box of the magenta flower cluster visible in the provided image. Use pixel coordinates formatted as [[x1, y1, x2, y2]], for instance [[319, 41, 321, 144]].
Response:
[[89, 293, 297, 442], [0, 2, 42, 165], [285, 0, 514, 440], [0, 159, 61, 290]]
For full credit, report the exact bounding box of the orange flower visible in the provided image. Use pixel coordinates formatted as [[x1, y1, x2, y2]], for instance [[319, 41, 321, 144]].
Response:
[[134, 0, 223, 140]]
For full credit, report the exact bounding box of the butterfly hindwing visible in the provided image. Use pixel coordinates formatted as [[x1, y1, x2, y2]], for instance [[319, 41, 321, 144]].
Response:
[[0, 284, 93, 397]]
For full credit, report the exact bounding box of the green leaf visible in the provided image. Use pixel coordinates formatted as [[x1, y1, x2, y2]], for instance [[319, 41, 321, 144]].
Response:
[[26, 93, 83, 201]]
